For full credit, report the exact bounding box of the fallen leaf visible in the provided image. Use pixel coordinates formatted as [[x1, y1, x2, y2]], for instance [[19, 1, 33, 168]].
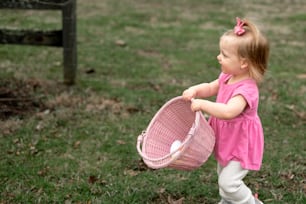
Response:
[[124, 169, 139, 177], [88, 175, 98, 184], [35, 121, 44, 131], [85, 68, 96, 74], [167, 195, 185, 204], [158, 188, 166, 194], [115, 40, 126, 47], [296, 74, 306, 79], [74, 141, 81, 148], [37, 166, 50, 176], [116, 140, 126, 145]]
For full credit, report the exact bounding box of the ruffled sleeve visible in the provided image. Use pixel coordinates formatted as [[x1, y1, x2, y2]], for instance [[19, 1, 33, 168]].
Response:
[[232, 81, 259, 110]]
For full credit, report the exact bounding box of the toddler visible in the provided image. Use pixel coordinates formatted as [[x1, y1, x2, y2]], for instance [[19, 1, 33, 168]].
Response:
[[182, 17, 269, 204]]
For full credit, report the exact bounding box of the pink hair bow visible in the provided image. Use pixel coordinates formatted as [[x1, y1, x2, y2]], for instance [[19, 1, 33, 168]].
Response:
[[234, 17, 245, 36]]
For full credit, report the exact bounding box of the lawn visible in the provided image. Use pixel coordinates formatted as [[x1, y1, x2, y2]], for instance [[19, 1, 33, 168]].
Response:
[[0, 0, 305, 203]]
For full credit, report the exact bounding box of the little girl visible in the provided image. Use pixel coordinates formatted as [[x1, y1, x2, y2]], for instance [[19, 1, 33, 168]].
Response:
[[182, 18, 269, 204]]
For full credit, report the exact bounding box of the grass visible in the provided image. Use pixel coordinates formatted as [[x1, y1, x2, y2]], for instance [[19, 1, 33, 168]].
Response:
[[0, 0, 305, 203]]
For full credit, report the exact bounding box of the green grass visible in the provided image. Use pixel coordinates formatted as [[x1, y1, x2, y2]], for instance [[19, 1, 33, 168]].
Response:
[[0, 0, 305, 203]]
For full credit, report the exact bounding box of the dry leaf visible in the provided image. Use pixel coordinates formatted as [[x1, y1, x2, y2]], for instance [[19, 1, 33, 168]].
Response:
[[35, 121, 44, 131], [74, 141, 81, 148], [116, 140, 126, 145], [85, 68, 96, 74], [124, 169, 139, 177], [297, 74, 306, 79], [115, 40, 126, 47], [88, 175, 98, 184], [37, 166, 50, 176], [158, 188, 166, 194], [167, 195, 185, 204]]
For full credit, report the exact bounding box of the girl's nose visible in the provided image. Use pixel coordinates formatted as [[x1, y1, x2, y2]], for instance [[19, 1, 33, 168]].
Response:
[[217, 54, 221, 63]]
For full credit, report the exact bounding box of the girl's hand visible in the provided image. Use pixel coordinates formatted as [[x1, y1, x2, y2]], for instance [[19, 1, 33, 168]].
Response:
[[182, 88, 196, 101], [191, 99, 203, 112]]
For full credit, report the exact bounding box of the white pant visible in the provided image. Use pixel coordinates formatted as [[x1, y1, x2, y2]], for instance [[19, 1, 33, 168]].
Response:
[[217, 161, 255, 204]]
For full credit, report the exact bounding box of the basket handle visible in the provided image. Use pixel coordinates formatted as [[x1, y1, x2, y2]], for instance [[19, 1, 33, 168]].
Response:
[[137, 131, 172, 162], [136, 131, 151, 160]]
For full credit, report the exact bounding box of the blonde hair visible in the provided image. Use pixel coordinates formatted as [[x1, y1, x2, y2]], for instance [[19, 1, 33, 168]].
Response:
[[222, 18, 270, 83]]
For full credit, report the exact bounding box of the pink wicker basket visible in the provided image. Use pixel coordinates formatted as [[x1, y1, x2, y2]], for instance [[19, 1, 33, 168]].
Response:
[[137, 96, 215, 170]]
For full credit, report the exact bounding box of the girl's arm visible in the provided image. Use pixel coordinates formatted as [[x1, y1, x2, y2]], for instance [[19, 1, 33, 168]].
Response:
[[182, 79, 219, 100], [191, 95, 247, 120]]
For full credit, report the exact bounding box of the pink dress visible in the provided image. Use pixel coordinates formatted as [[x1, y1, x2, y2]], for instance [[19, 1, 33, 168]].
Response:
[[209, 73, 264, 171]]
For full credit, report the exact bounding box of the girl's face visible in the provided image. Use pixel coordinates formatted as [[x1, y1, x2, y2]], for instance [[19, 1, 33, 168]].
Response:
[[217, 36, 247, 76]]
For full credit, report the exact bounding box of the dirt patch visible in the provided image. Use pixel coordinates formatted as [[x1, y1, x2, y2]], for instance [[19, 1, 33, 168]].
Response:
[[0, 78, 46, 120], [0, 76, 141, 120]]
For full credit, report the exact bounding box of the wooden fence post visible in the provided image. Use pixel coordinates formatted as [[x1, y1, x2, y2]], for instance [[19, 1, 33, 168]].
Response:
[[62, 0, 77, 85], [0, 0, 77, 85]]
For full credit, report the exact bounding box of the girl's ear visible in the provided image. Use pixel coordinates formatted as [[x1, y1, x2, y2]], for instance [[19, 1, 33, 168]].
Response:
[[240, 58, 249, 70]]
